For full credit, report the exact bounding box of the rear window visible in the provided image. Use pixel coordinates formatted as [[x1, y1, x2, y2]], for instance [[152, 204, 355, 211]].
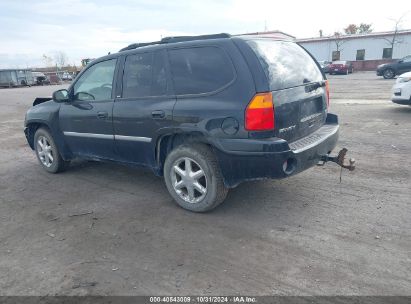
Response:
[[246, 40, 323, 91], [168, 46, 235, 95]]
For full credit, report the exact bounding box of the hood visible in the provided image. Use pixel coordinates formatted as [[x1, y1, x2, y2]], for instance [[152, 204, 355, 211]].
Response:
[[33, 97, 53, 106], [398, 71, 411, 78]]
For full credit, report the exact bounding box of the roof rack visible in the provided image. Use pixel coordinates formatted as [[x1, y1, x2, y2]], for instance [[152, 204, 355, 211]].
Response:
[[119, 33, 230, 52]]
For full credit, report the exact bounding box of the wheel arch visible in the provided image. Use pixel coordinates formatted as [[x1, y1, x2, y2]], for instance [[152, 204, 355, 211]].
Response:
[[155, 131, 214, 176], [25, 121, 52, 150], [25, 120, 73, 160]]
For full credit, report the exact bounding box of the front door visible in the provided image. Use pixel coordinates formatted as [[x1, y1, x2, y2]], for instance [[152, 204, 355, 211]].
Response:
[[113, 50, 176, 167], [59, 58, 118, 159]]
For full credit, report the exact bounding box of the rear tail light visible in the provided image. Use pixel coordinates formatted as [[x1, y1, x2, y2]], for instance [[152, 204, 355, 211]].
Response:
[[325, 80, 330, 109], [245, 92, 275, 131]]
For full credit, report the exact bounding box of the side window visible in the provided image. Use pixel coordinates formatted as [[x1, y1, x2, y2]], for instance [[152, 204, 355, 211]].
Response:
[[356, 49, 365, 61], [332, 51, 340, 61], [382, 48, 393, 59], [403, 56, 411, 63], [168, 46, 235, 95], [74, 59, 117, 101], [122, 52, 167, 98]]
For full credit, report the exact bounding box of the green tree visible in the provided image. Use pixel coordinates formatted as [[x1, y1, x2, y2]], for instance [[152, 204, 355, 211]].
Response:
[[344, 23, 372, 34], [344, 24, 358, 34], [358, 23, 372, 34]]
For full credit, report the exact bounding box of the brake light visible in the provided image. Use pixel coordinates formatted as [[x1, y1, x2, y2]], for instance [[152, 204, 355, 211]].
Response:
[[325, 80, 330, 109], [245, 92, 275, 131]]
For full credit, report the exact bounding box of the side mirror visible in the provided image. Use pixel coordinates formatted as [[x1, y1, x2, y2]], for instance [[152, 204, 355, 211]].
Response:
[[52, 89, 69, 102], [398, 60, 404, 63]]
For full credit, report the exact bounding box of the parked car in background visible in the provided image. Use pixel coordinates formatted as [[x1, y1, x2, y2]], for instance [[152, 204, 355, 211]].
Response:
[[61, 72, 73, 81], [32, 72, 50, 85], [391, 72, 411, 105], [329, 61, 353, 75], [377, 55, 411, 79], [318, 61, 331, 73], [24, 34, 342, 212]]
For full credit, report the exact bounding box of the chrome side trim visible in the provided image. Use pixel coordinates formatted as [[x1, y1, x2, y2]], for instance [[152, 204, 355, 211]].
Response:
[[115, 135, 152, 143], [63, 132, 152, 143], [63, 132, 114, 139]]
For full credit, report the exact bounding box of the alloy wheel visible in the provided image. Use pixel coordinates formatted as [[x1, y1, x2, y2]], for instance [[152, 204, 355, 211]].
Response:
[[384, 69, 394, 79], [36, 136, 54, 167], [170, 157, 207, 204]]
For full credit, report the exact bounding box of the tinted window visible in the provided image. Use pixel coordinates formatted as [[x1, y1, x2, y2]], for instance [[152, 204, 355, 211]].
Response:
[[122, 52, 167, 98], [169, 47, 235, 95], [356, 49, 365, 61], [74, 59, 116, 101], [383, 48, 392, 59], [246, 40, 323, 91], [332, 50, 340, 61]]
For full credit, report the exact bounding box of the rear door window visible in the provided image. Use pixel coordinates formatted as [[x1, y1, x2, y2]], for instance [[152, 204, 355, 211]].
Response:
[[122, 52, 167, 98], [246, 40, 323, 91], [168, 46, 235, 95]]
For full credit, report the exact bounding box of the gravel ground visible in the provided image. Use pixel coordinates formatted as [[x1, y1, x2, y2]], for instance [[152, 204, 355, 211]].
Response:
[[0, 72, 410, 296]]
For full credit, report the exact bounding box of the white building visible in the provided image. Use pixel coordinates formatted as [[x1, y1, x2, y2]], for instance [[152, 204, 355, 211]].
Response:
[[297, 30, 411, 70]]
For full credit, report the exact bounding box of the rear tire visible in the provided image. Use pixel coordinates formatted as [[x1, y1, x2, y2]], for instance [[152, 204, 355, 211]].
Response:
[[34, 128, 69, 173], [383, 69, 395, 79], [163, 144, 228, 212]]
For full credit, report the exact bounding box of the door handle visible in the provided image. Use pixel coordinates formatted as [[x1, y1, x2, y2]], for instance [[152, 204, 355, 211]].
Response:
[[97, 111, 108, 119], [151, 110, 165, 119]]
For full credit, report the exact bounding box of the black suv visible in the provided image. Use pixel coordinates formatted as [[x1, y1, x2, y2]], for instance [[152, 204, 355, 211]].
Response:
[[24, 34, 340, 212], [377, 55, 411, 79]]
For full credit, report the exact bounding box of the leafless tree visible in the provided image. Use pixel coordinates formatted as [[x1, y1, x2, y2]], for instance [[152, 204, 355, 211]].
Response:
[[54, 51, 68, 68], [333, 32, 346, 51], [42, 54, 53, 67], [381, 14, 408, 58]]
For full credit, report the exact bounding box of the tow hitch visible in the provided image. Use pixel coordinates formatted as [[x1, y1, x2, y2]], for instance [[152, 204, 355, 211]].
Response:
[[318, 148, 356, 171]]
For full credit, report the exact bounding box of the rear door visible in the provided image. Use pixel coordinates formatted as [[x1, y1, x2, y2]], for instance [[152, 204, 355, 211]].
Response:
[[245, 39, 327, 142], [112, 50, 176, 166]]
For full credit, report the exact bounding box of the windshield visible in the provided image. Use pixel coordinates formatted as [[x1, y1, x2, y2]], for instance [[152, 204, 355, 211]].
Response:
[[246, 39, 323, 91]]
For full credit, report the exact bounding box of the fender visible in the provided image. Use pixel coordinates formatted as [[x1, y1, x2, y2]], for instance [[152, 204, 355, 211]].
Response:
[[25, 101, 73, 160]]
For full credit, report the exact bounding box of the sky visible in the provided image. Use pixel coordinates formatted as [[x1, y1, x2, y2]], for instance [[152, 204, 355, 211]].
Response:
[[0, 0, 410, 68]]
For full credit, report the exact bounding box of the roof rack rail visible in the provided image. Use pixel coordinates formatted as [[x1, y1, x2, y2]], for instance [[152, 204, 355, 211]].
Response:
[[160, 33, 230, 43], [119, 41, 161, 52], [119, 33, 230, 52]]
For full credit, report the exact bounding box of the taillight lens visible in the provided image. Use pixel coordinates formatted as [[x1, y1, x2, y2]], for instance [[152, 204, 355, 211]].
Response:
[[325, 80, 330, 109], [245, 92, 275, 131]]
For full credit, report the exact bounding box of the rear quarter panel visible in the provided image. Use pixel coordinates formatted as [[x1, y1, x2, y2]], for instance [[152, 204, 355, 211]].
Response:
[[170, 40, 257, 143]]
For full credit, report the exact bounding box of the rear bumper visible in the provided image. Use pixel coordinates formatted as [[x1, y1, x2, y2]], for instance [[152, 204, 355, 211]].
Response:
[[214, 113, 339, 188]]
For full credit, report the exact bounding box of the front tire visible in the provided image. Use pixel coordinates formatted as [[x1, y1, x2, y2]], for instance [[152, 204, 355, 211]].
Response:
[[383, 69, 395, 79], [164, 144, 228, 212], [34, 128, 69, 173]]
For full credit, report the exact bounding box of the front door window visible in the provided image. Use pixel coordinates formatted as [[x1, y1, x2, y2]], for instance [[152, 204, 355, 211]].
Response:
[[73, 59, 117, 101]]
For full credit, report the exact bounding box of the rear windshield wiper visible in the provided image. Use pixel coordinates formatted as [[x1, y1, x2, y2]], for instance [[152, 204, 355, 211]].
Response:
[[304, 80, 326, 93]]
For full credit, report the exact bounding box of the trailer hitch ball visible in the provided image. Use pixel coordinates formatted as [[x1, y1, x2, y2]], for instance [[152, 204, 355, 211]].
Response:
[[318, 148, 356, 171]]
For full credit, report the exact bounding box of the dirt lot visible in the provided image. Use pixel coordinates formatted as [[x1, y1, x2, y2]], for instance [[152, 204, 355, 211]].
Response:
[[0, 72, 410, 296]]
